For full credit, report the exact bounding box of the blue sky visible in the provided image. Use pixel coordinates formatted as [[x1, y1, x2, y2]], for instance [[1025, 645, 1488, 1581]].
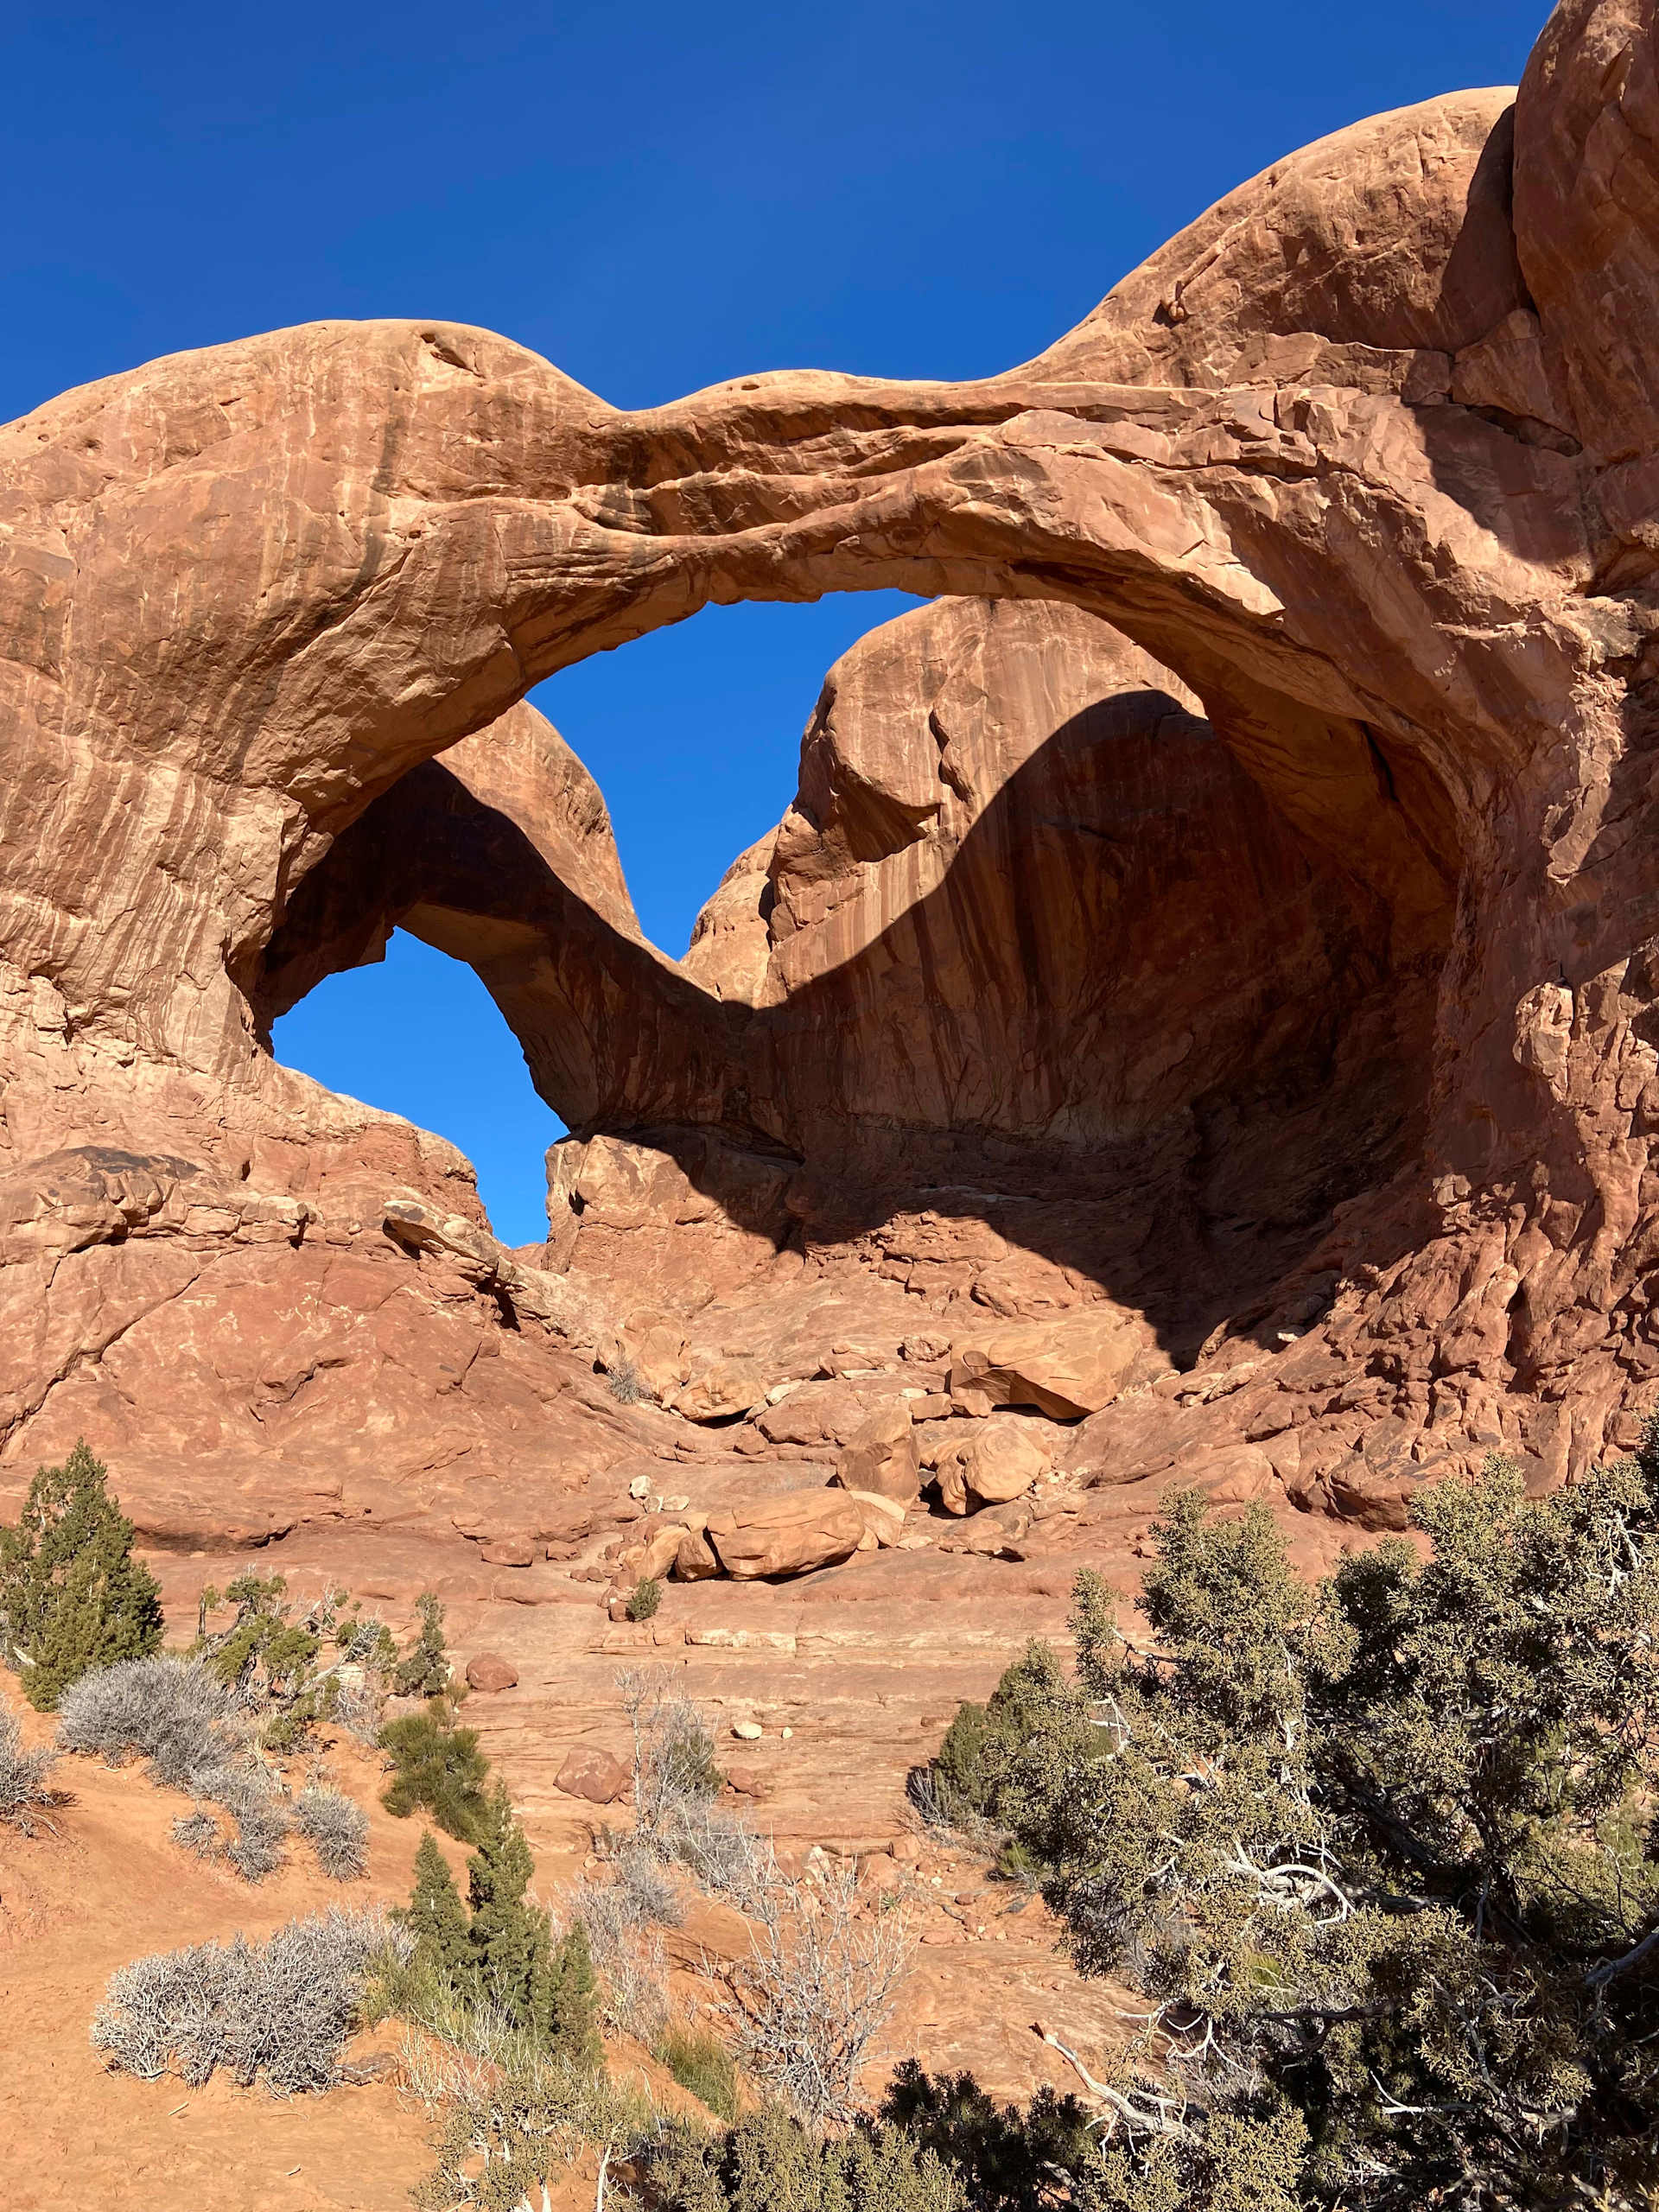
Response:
[[3, 0, 1545, 1242]]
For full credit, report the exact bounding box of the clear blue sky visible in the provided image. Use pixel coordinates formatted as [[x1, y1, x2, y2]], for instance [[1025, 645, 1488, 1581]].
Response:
[[2, 0, 1545, 1242]]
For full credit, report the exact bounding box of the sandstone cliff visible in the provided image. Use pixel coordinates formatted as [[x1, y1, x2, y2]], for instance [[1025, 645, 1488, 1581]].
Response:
[[7, 0, 1659, 1544]]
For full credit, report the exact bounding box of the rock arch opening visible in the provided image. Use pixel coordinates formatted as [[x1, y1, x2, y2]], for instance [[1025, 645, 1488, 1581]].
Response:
[[253, 588, 1459, 1368], [270, 928, 563, 1247]]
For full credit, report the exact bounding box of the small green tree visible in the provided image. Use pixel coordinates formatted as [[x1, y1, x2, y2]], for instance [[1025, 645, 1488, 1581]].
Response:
[[394, 1592, 453, 1700], [400, 1831, 474, 1988], [0, 1440, 162, 1710], [466, 1781, 554, 2031], [647, 2102, 965, 2210], [393, 1784, 601, 2065], [545, 1920, 601, 2069], [380, 1711, 492, 1840], [930, 1446, 1659, 2212]]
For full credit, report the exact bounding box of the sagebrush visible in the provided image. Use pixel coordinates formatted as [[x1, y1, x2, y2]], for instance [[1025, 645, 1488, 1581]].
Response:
[[92, 1908, 404, 2094], [0, 1698, 58, 1833]]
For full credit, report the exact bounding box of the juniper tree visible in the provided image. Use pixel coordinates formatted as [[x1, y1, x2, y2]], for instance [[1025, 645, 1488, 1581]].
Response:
[[379, 1711, 491, 1840], [401, 1831, 475, 1986], [543, 1917, 601, 2069], [394, 1592, 453, 1701], [932, 1447, 1659, 2212], [466, 1781, 554, 2031], [0, 1440, 162, 1710]]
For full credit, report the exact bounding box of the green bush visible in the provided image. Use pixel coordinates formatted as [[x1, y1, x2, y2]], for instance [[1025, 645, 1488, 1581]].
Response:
[[628, 1576, 663, 1624], [656, 2018, 741, 2121], [395, 1794, 601, 2068], [379, 1711, 491, 1841], [193, 1573, 385, 1751], [0, 1440, 162, 1711], [937, 1442, 1659, 2212], [392, 1592, 453, 1701], [646, 2102, 964, 2211], [414, 2058, 652, 2212], [877, 2061, 1095, 2212], [927, 1638, 1073, 1831]]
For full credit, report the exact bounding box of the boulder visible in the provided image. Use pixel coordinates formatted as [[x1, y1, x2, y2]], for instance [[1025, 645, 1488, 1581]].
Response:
[[950, 1308, 1159, 1421], [756, 1378, 868, 1446], [673, 1526, 721, 1580], [705, 1491, 868, 1580], [465, 1652, 519, 1693], [637, 1523, 689, 1583], [671, 1357, 770, 1423], [832, 1401, 920, 1503], [556, 1746, 631, 1804], [936, 1500, 1035, 1557], [934, 1422, 1051, 1515]]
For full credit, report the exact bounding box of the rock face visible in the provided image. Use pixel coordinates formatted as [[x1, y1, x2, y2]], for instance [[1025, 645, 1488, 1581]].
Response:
[[7, 3, 1659, 1531]]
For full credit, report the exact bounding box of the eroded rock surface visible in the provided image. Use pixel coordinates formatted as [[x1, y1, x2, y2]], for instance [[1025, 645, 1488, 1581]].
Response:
[[8, 3, 1659, 1549]]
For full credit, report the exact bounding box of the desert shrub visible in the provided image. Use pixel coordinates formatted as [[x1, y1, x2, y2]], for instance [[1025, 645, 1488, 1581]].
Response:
[[92, 1907, 404, 2094], [607, 1357, 648, 1406], [55, 1654, 244, 1789], [0, 1440, 162, 1710], [393, 1592, 454, 1702], [655, 1796, 911, 2130], [656, 2018, 741, 2122], [937, 1443, 1659, 2212], [878, 2061, 1097, 2212], [334, 1604, 396, 1669], [628, 1575, 663, 1623], [724, 1853, 912, 2127], [613, 1835, 683, 1928], [219, 1776, 289, 1882], [664, 1793, 778, 1913], [618, 1667, 721, 1845], [410, 2049, 652, 2212], [194, 1573, 382, 1753], [380, 1711, 490, 1841], [172, 1809, 219, 1857], [57, 1655, 294, 1878], [0, 1699, 59, 1833], [296, 1783, 368, 1880], [646, 2102, 965, 2212], [568, 1873, 670, 2045]]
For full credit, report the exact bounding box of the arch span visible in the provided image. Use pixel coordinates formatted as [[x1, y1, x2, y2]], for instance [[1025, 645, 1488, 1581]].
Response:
[[7, 12, 1659, 1495]]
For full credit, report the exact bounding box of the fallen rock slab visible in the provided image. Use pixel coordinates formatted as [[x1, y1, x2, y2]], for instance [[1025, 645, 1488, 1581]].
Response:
[[671, 1357, 770, 1422], [465, 1652, 519, 1693], [832, 1399, 920, 1503], [950, 1308, 1160, 1420], [705, 1491, 868, 1579]]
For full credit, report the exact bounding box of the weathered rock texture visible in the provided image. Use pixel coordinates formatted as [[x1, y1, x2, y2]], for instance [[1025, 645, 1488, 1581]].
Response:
[[8, 0, 1659, 1540]]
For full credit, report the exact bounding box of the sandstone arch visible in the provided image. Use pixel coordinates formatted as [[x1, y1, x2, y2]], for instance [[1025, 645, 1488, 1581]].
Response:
[[8, 0, 1659, 1519]]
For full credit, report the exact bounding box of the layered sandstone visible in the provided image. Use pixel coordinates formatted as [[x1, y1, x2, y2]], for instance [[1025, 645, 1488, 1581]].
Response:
[[7, 0, 1659, 1541]]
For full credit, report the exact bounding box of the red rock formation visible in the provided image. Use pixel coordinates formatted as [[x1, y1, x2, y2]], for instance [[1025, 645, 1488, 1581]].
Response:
[[9, 1, 1659, 1541]]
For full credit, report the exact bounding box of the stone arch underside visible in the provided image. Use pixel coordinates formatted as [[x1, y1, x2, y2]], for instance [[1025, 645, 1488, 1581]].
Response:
[[256, 593, 1450, 1371], [10, 2, 1659, 1514]]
